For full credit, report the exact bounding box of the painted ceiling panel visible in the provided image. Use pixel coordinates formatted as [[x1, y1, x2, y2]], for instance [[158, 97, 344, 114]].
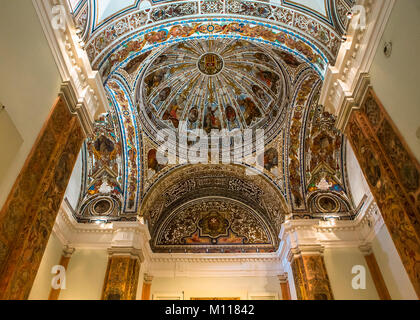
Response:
[[285, 0, 327, 16], [91, 0, 330, 28], [95, 0, 137, 24], [68, 0, 84, 12]]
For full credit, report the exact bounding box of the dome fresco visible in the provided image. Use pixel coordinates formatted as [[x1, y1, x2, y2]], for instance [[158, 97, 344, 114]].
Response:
[[137, 39, 292, 138], [71, 0, 355, 253]]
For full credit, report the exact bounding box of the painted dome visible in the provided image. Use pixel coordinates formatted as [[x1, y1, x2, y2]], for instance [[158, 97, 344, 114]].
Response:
[[137, 39, 290, 138]]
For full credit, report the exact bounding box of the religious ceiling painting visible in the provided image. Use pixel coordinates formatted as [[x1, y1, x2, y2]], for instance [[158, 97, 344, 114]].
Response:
[[333, 0, 356, 33], [286, 70, 320, 211], [153, 197, 276, 253], [67, 0, 358, 252], [75, 113, 125, 222], [303, 105, 353, 219], [72, 0, 90, 40], [79, 0, 352, 65], [141, 165, 287, 243], [97, 20, 331, 82], [106, 79, 143, 213], [136, 39, 288, 139], [142, 134, 178, 190]]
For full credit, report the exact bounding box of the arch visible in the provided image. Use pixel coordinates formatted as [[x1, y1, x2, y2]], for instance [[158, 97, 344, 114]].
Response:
[[140, 164, 289, 246], [91, 18, 332, 80], [153, 196, 277, 253], [106, 77, 143, 212]]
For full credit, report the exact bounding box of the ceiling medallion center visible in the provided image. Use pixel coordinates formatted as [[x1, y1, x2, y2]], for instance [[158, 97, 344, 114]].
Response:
[[197, 53, 224, 75]]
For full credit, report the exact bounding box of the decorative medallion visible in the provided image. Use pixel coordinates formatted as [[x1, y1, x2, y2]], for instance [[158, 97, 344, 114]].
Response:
[[153, 197, 275, 253], [93, 199, 112, 215], [198, 211, 229, 240], [197, 53, 224, 75], [317, 195, 339, 213], [137, 39, 288, 139]]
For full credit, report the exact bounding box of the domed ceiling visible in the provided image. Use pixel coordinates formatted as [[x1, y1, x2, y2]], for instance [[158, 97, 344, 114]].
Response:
[[137, 39, 295, 146], [71, 0, 357, 254]]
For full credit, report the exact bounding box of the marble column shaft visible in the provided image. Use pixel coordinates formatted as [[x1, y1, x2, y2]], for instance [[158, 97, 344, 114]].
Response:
[[346, 88, 420, 298]]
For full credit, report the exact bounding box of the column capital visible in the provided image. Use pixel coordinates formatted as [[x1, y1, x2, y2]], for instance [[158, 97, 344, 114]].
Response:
[[278, 273, 288, 284], [62, 245, 76, 258], [359, 243, 373, 256], [144, 273, 154, 284], [107, 247, 144, 262], [287, 245, 325, 262]]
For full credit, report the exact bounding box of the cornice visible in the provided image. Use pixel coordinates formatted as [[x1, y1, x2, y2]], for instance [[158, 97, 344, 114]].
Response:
[[335, 73, 371, 131], [54, 190, 385, 266], [59, 81, 94, 136], [108, 247, 145, 262], [149, 254, 282, 264], [278, 194, 385, 263], [32, 0, 109, 135], [320, 0, 395, 124]]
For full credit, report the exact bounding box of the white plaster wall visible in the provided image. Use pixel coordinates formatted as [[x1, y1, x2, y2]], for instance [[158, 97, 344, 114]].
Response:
[[346, 142, 371, 206], [324, 247, 379, 300], [64, 150, 83, 210], [369, 0, 420, 162], [29, 233, 64, 300], [150, 276, 281, 300], [345, 111, 416, 299], [0, 0, 62, 208], [59, 249, 108, 300], [372, 224, 417, 300]]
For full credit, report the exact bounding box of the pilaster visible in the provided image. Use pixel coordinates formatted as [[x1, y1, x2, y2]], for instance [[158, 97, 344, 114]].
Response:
[[0, 96, 85, 300], [278, 273, 291, 300], [48, 246, 75, 300], [288, 245, 334, 300], [359, 244, 391, 300], [141, 274, 154, 300]]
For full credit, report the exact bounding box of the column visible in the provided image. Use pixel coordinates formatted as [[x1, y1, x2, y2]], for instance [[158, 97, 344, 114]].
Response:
[[48, 246, 75, 300], [289, 246, 334, 300], [278, 273, 291, 300], [346, 87, 420, 298], [359, 245, 391, 300], [0, 93, 85, 300], [141, 274, 153, 300], [101, 248, 142, 300]]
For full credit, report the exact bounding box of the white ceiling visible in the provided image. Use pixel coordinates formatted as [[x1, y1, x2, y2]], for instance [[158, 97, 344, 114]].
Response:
[[88, 0, 328, 26], [95, 0, 137, 23], [287, 0, 327, 16]]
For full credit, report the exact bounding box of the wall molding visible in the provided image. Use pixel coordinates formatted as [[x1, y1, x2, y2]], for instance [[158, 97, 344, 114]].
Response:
[[53, 192, 386, 278], [32, 0, 109, 135], [320, 0, 395, 124]]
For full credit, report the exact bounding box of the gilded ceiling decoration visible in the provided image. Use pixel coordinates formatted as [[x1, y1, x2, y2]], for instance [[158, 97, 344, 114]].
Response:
[[138, 39, 288, 139], [74, 113, 130, 222], [153, 197, 276, 253], [140, 165, 287, 237], [71, 0, 355, 80], [70, 0, 357, 252], [73, 0, 354, 69]]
